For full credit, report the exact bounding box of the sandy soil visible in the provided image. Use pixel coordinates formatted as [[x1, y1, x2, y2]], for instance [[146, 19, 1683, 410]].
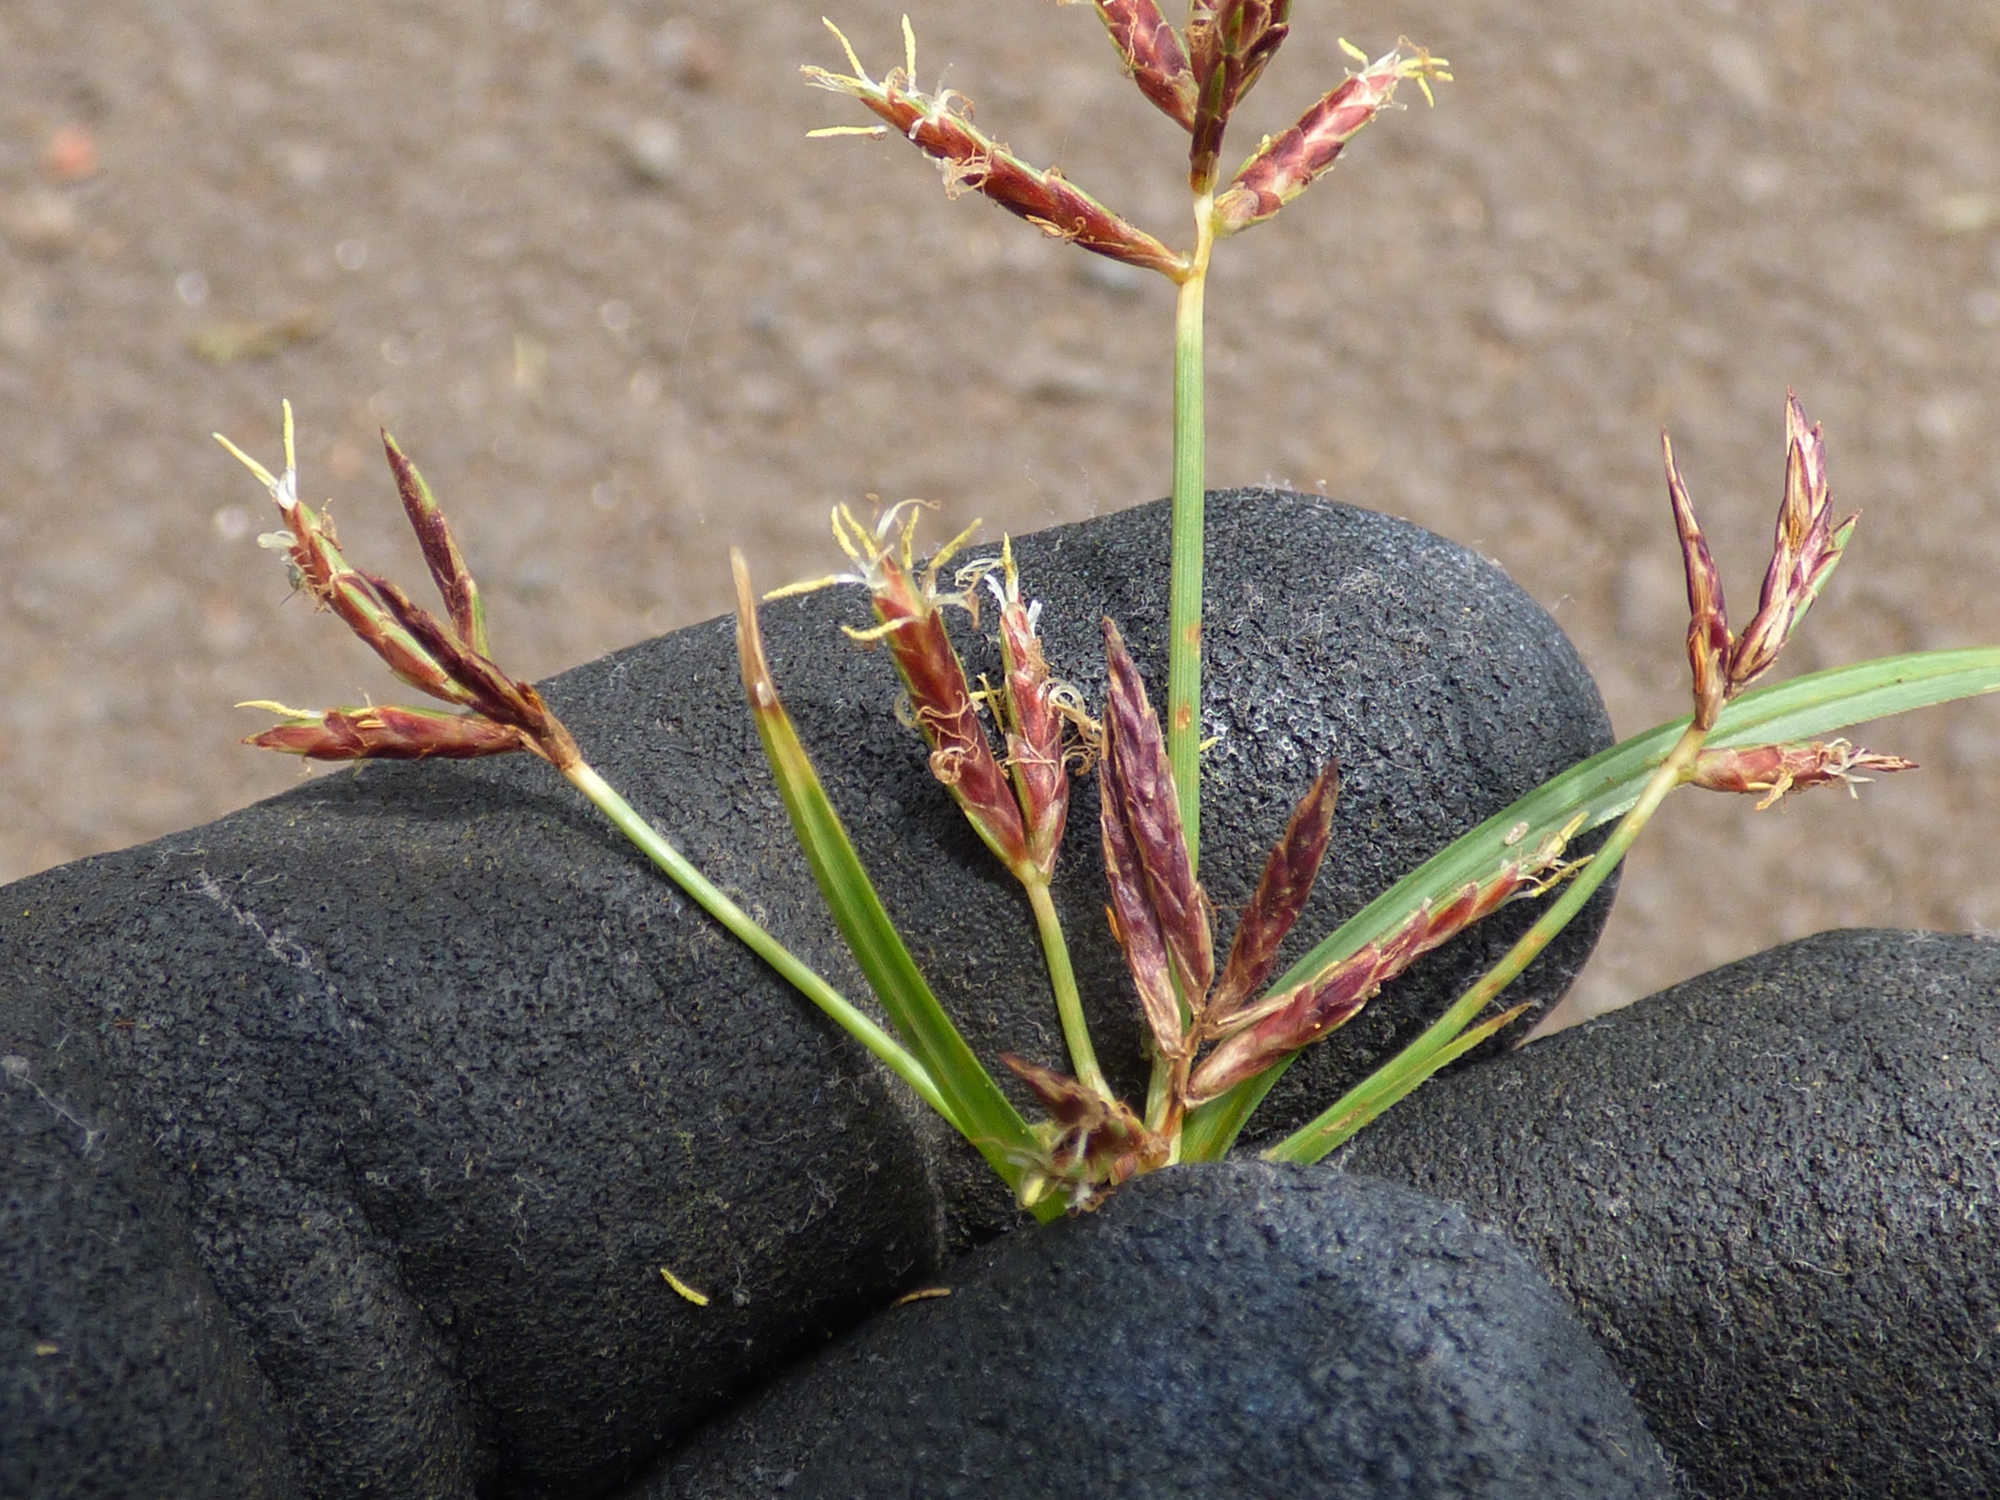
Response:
[[3, 0, 1997, 1022]]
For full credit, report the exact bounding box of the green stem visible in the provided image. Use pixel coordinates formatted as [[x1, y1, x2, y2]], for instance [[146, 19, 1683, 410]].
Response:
[[1024, 877, 1106, 1096], [1167, 195, 1215, 871], [1426, 721, 1709, 1028], [1145, 1046, 1175, 1136], [1261, 1004, 1522, 1161], [1265, 721, 1712, 1165], [561, 760, 958, 1130]]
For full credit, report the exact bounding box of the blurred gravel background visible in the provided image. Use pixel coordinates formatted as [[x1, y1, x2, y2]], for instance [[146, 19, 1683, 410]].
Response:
[[3, 0, 1996, 1023]]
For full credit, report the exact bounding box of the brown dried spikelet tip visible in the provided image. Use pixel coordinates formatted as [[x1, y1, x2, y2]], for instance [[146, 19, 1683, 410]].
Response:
[[1689, 739, 1915, 810], [1212, 39, 1449, 233], [1206, 757, 1340, 1025], [804, 18, 1188, 280]]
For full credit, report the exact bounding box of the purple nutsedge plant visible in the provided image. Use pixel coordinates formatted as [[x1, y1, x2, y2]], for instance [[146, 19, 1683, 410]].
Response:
[[219, 6, 2000, 1218], [804, 6, 1449, 843]]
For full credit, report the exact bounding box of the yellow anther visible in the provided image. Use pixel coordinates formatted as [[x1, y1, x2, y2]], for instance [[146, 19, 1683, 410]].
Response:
[[821, 17, 868, 80], [212, 432, 279, 494]]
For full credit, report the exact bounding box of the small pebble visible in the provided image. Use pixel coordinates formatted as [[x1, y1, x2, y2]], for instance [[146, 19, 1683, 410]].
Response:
[[620, 119, 684, 186]]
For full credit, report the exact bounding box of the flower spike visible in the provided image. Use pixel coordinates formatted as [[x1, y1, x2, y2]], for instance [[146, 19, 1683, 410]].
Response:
[[1186, 815, 1587, 1103], [1689, 739, 1915, 810], [219, 403, 579, 769], [1661, 394, 1861, 730], [1212, 41, 1450, 234], [1728, 392, 1858, 693], [1101, 618, 1214, 1011], [988, 538, 1075, 881], [784, 500, 1032, 875], [239, 702, 531, 762], [1207, 757, 1340, 1024], [1663, 431, 1732, 731], [804, 18, 1189, 279], [383, 430, 488, 657], [1187, 1, 1298, 193]]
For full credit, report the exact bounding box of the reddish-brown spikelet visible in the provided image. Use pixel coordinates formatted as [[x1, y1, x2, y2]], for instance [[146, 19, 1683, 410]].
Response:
[[1207, 757, 1340, 1024], [383, 430, 487, 655], [371, 578, 521, 725], [1663, 432, 1733, 731], [245, 705, 531, 761], [1101, 735, 1188, 1060], [1002, 1054, 1166, 1211], [1223, 1, 1296, 99], [1186, 1, 1294, 192], [1065, 0, 1197, 129], [804, 26, 1187, 279], [325, 573, 466, 706], [869, 551, 1032, 874], [266, 495, 472, 707], [1101, 618, 1214, 1001], [1187, 827, 1579, 1102], [1728, 394, 1857, 693], [1187, 3, 1291, 104], [1211, 42, 1443, 234], [1689, 739, 1916, 810], [225, 410, 579, 772], [366, 575, 579, 767], [993, 549, 1069, 879]]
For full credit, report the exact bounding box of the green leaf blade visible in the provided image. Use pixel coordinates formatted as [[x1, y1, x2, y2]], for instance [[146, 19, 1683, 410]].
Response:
[[732, 552, 1039, 1191]]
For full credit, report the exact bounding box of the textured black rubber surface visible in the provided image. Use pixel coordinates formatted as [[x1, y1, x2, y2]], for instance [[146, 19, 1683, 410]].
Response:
[[635, 1161, 1677, 1500], [0, 492, 1614, 1497], [2, 1034, 305, 1500], [1344, 928, 2000, 1500]]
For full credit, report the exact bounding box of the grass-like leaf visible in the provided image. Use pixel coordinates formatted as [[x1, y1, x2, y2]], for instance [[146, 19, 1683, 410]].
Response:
[[732, 551, 1043, 1197], [1181, 646, 2000, 1160]]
